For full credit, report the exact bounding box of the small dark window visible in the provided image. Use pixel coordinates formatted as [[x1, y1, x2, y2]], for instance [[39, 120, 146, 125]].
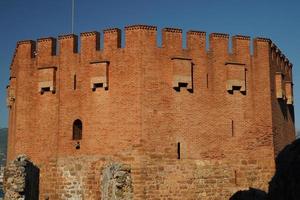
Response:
[[41, 87, 51, 94], [232, 86, 242, 91], [92, 83, 103, 91], [178, 82, 188, 88], [73, 119, 82, 140]]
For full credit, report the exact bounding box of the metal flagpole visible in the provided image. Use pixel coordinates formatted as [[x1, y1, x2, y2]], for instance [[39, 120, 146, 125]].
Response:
[[72, 0, 75, 34]]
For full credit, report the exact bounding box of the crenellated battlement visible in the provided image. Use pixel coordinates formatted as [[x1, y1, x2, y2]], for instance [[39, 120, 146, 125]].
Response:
[[9, 25, 294, 102], [270, 41, 293, 78], [37, 37, 57, 58], [10, 40, 35, 69], [37, 37, 56, 42], [17, 40, 36, 45], [255, 37, 272, 43], [233, 35, 250, 40], [163, 27, 182, 33], [103, 28, 121, 33], [210, 32, 229, 38], [187, 30, 206, 35], [57, 34, 78, 54], [10, 25, 293, 71], [58, 34, 77, 40], [80, 31, 99, 37], [125, 24, 157, 31]]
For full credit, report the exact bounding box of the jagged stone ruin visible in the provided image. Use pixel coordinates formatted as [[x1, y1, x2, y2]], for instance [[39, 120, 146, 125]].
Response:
[[268, 139, 300, 200], [3, 155, 39, 200], [101, 163, 133, 200]]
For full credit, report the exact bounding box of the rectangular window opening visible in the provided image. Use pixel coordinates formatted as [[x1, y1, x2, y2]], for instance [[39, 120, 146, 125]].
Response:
[[178, 82, 188, 88], [232, 86, 241, 91], [38, 66, 57, 94], [41, 87, 51, 94], [92, 83, 104, 91]]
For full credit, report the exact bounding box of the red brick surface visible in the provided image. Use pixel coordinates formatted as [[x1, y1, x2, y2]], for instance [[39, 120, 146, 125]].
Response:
[[6, 25, 295, 199]]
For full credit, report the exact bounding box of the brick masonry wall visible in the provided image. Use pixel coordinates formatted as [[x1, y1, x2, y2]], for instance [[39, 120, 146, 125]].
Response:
[[6, 25, 295, 199], [36, 153, 274, 200]]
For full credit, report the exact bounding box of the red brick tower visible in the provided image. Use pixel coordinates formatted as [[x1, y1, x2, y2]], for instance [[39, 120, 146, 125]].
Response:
[[6, 25, 295, 199]]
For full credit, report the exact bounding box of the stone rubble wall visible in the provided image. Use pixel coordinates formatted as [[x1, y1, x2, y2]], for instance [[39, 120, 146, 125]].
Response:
[[3, 155, 39, 200]]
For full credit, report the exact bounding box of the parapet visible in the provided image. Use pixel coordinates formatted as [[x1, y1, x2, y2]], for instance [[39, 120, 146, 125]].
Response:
[[162, 28, 183, 50], [80, 31, 100, 57], [13, 40, 36, 60], [231, 35, 251, 60], [271, 43, 293, 68], [125, 25, 157, 48], [186, 30, 206, 52], [125, 24, 157, 31], [103, 28, 121, 50], [58, 34, 78, 54], [37, 37, 56, 57], [209, 33, 230, 55], [10, 40, 36, 78], [9, 25, 293, 71]]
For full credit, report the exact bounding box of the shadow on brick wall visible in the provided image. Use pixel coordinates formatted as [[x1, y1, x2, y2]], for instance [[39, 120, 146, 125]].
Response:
[[229, 188, 267, 200], [24, 161, 39, 200], [230, 138, 300, 200]]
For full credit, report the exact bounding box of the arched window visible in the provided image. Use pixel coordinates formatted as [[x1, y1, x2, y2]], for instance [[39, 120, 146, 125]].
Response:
[[73, 119, 82, 140]]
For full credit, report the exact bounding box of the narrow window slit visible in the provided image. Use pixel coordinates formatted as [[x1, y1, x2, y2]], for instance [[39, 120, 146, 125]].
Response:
[[177, 142, 181, 159], [234, 170, 237, 185], [206, 73, 209, 88], [231, 120, 234, 137], [74, 74, 77, 90]]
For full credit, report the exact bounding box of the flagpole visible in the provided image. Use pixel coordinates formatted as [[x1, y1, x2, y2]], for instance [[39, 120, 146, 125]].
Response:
[[72, 0, 75, 34]]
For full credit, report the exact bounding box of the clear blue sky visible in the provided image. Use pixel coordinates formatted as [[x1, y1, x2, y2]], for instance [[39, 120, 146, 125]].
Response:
[[0, 0, 299, 131]]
